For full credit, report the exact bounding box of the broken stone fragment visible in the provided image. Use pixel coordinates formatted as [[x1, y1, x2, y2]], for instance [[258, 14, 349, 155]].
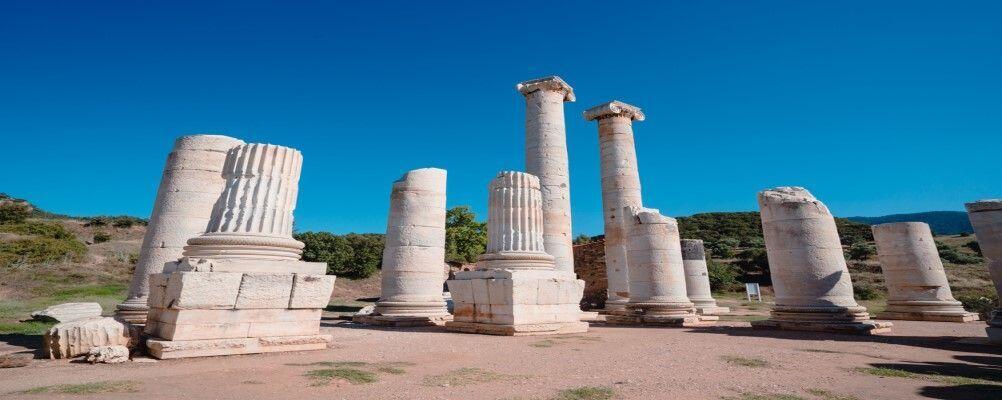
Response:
[[30, 302, 102, 323], [86, 345, 130, 364], [43, 317, 134, 359]]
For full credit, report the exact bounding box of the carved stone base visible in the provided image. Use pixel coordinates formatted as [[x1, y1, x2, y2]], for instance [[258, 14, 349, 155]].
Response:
[[606, 314, 717, 327], [147, 334, 332, 359], [751, 319, 893, 335], [353, 314, 452, 327], [598, 302, 629, 316], [445, 321, 588, 336], [114, 300, 150, 326], [876, 311, 979, 323], [579, 311, 604, 322], [694, 306, 731, 315]]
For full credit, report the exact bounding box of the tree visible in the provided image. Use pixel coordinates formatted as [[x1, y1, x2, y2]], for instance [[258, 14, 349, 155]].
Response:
[[445, 206, 486, 263], [295, 231, 385, 279], [573, 234, 595, 245]]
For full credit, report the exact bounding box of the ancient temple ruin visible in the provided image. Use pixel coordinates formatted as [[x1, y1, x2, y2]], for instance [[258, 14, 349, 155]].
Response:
[[966, 199, 1002, 344]]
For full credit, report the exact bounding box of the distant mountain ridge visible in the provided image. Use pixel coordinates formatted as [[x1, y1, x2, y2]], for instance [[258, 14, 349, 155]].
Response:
[[846, 211, 973, 235]]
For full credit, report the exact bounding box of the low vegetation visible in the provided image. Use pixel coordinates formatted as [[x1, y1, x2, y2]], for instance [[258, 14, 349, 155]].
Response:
[[721, 355, 772, 368], [19, 380, 140, 395], [804, 388, 860, 400], [552, 386, 614, 400], [853, 367, 1000, 386], [722, 393, 805, 400], [294, 360, 416, 385], [422, 367, 519, 387]]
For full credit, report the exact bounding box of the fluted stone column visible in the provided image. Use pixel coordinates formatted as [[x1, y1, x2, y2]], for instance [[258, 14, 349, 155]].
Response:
[[584, 101, 645, 315], [607, 207, 713, 326], [445, 172, 587, 336], [517, 76, 575, 274], [361, 168, 450, 326], [752, 187, 891, 335], [681, 239, 730, 315], [965, 199, 1002, 343], [183, 143, 305, 259], [144, 142, 335, 359], [872, 222, 977, 322], [116, 134, 244, 325]]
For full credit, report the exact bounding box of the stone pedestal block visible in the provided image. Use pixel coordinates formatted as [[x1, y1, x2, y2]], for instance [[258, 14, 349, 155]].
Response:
[[680, 239, 730, 315], [584, 101, 646, 315], [872, 222, 977, 322], [752, 187, 891, 335], [966, 199, 1002, 344]]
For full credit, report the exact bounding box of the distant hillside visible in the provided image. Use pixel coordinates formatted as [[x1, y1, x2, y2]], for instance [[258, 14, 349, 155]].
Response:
[[677, 211, 873, 246], [847, 211, 972, 235]]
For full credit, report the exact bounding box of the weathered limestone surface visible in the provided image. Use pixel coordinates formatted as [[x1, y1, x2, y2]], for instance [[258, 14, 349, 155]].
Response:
[[43, 317, 134, 359], [31, 302, 102, 323], [584, 101, 646, 315], [872, 222, 977, 322], [607, 208, 714, 326], [117, 134, 244, 324], [518, 76, 576, 274], [145, 142, 334, 359], [752, 187, 891, 335], [446, 172, 587, 336], [359, 168, 450, 326], [680, 239, 730, 315], [966, 199, 1002, 343], [86, 345, 130, 364]]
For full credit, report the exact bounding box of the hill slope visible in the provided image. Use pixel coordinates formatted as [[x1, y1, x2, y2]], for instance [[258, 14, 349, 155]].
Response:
[[847, 211, 972, 235]]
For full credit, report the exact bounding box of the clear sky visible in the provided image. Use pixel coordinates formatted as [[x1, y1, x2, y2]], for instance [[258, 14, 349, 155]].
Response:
[[1, 1, 999, 235]]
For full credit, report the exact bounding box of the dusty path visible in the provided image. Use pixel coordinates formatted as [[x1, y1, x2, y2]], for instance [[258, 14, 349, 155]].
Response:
[[1, 319, 999, 400]]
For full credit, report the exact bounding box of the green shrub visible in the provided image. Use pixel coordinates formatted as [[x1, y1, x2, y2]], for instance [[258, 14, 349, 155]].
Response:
[[707, 259, 742, 292], [84, 217, 109, 227], [956, 290, 998, 320], [295, 232, 384, 279], [846, 243, 875, 261], [936, 241, 982, 264], [0, 221, 75, 240], [0, 237, 87, 267], [573, 234, 595, 245], [852, 281, 882, 300], [964, 240, 982, 256], [93, 232, 111, 244], [445, 206, 486, 263], [734, 248, 770, 274], [0, 201, 31, 224]]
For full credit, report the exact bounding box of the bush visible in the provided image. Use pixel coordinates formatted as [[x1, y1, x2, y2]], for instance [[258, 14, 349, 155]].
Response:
[[956, 291, 998, 320], [0, 237, 87, 267], [445, 206, 486, 263], [93, 232, 111, 244], [964, 240, 982, 256], [936, 241, 982, 264], [573, 234, 595, 245], [0, 201, 31, 224], [295, 232, 384, 279], [83, 217, 108, 227], [846, 243, 876, 261], [0, 221, 75, 240], [734, 248, 770, 275], [852, 281, 882, 301], [707, 259, 742, 292]]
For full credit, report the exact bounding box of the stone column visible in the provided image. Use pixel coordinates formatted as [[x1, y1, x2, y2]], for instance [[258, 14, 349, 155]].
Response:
[[517, 76, 575, 274], [584, 101, 646, 315], [445, 171, 587, 336], [965, 199, 1002, 343], [361, 168, 450, 326], [607, 207, 712, 326], [752, 187, 891, 335], [116, 134, 244, 324], [681, 239, 730, 315], [183, 143, 305, 259], [872, 222, 977, 322]]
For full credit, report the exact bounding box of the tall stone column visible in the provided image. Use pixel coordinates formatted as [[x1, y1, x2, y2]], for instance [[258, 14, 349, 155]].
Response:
[[965, 200, 1002, 343], [752, 187, 891, 335], [359, 168, 450, 326], [584, 101, 646, 315], [872, 222, 977, 322], [145, 142, 335, 359], [517, 76, 575, 274], [607, 207, 712, 326], [445, 172, 587, 336], [681, 239, 730, 315], [116, 134, 244, 325]]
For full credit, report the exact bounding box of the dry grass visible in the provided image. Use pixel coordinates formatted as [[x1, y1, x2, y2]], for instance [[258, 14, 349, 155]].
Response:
[[19, 380, 140, 395], [722, 355, 773, 368], [421, 367, 522, 387]]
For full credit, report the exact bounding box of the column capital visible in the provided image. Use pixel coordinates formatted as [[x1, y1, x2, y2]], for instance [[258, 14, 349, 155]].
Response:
[[583, 100, 645, 122], [516, 76, 575, 102]]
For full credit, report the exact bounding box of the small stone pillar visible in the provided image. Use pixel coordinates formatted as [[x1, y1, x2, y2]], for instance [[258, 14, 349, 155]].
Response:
[[446, 172, 587, 336], [518, 76, 576, 274], [607, 207, 714, 326], [681, 239, 730, 315], [584, 101, 646, 315], [356, 168, 451, 326], [872, 222, 978, 322], [144, 143, 335, 359], [752, 187, 891, 335], [966, 200, 1002, 343], [116, 134, 244, 325]]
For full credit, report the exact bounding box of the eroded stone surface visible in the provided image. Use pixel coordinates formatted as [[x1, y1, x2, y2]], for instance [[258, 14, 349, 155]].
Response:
[[31, 302, 102, 323], [43, 317, 134, 359], [965, 199, 1002, 342], [680, 239, 729, 315], [86, 345, 130, 364]]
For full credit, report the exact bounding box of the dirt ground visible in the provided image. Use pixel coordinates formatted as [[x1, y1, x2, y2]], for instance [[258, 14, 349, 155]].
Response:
[[2, 314, 999, 400]]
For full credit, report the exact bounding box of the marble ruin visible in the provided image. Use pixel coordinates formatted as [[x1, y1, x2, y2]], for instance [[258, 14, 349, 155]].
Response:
[[872, 222, 977, 322], [446, 172, 587, 336], [117, 134, 245, 325], [965, 200, 1002, 343], [584, 101, 646, 315], [144, 143, 335, 359], [518, 76, 576, 274], [607, 207, 715, 326], [681, 239, 730, 315], [44, 316, 134, 359], [356, 168, 452, 326], [752, 187, 892, 334]]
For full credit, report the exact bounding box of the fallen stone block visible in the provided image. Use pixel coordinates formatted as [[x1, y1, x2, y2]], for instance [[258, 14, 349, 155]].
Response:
[[43, 317, 134, 359], [30, 302, 102, 323], [86, 345, 130, 364]]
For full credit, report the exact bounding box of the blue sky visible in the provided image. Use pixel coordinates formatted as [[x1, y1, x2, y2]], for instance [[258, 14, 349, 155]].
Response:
[[1, 1, 999, 235]]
